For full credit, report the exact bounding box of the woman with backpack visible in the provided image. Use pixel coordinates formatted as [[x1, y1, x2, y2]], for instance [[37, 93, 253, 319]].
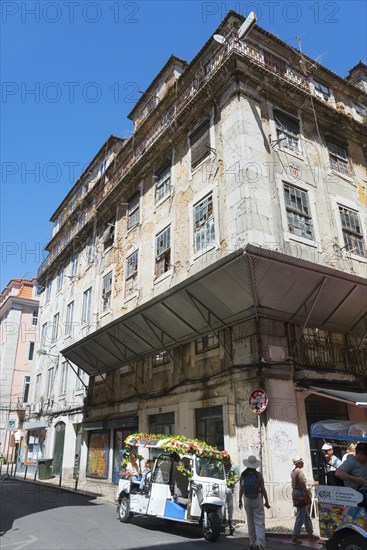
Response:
[[239, 455, 270, 550]]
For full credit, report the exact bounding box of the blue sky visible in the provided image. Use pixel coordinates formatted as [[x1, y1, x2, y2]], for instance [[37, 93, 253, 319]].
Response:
[[1, 0, 366, 289]]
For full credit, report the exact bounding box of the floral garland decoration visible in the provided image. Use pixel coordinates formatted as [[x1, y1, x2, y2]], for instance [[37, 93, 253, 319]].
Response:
[[226, 469, 240, 488], [121, 432, 229, 470]]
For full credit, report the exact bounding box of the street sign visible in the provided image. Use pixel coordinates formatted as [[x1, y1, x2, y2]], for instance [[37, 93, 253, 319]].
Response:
[[249, 388, 268, 414], [7, 419, 16, 431]]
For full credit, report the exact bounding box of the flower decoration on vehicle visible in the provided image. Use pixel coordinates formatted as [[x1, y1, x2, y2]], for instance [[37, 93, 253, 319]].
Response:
[[122, 432, 229, 465], [176, 463, 194, 481], [226, 469, 239, 488]]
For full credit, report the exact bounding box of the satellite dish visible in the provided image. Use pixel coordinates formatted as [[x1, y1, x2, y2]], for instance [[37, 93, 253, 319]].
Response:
[[238, 11, 256, 40], [213, 34, 226, 44]]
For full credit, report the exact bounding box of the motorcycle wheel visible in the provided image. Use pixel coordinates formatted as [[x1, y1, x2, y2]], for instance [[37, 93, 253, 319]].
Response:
[[117, 496, 132, 523], [203, 512, 221, 542], [338, 534, 367, 550]]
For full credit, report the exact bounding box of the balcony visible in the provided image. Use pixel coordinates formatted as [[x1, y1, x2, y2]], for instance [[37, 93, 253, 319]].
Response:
[[38, 33, 311, 279], [292, 337, 367, 377]]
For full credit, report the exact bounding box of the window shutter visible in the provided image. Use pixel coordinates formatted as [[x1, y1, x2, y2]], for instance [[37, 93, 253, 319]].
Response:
[[190, 119, 210, 169]]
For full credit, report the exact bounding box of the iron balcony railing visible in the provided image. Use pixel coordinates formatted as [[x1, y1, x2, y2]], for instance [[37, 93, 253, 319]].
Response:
[[293, 337, 367, 377], [39, 34, 310, 278]]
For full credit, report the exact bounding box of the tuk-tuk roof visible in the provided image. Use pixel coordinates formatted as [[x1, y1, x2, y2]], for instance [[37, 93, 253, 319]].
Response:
[[310, 420, 367, 442], [124, 433, 229, 460]]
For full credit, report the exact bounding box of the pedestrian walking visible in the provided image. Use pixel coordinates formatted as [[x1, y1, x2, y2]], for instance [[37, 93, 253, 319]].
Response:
[[291, 457, 318, 545], [239, 455, 270, 550], [224, 455, 240, 535]]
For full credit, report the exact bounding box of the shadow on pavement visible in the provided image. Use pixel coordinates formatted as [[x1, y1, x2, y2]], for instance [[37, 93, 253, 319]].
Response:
[[0, 478, 101, 536]]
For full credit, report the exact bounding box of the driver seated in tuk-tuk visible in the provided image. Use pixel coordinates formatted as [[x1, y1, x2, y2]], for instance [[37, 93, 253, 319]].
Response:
[[335, 442, 367, 506]]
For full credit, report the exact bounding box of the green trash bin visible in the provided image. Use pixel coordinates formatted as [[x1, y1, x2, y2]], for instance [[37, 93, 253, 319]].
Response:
[[38, 458, 53, 480]]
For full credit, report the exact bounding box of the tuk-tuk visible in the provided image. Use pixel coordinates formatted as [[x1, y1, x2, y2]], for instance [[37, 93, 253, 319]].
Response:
[[116, 433, 228, 542], [311, 420, 367, 550]]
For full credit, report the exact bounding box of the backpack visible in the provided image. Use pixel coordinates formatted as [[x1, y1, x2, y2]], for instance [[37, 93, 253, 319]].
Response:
[[242, 470, 261, 498]]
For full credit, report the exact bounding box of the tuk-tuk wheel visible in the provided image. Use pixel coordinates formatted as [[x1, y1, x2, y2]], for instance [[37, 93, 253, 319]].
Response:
[[203, 512, 221, 542], [337, 534, 367, 550], [118, 496, 132, 523]]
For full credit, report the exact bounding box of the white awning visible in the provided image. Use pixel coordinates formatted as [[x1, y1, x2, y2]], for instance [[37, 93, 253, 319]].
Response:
[[62, 245, 367, 376]]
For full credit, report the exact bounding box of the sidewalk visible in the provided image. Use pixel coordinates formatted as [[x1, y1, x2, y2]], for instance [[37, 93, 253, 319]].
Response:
[[2, 463, 320, 539]]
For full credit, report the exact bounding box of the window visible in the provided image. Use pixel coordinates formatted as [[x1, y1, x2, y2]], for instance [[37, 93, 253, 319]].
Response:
[[283, 183, 313, 240], [327, 141, 351, 176], [274, 109, 300, 152], [86, 239, 95, 266], [339, 206, 366, 257], [32, 308, 38, 326], [51, 313, 59, 343], [45, 280, 52, 303], [152, 351, 170, 367], [264, 50, 286, 76], [155, 226, 171, 277], [57, 267, 64, 293], [102, 272, 112, 312], [47, 368, 54, 398], [127, 193, 140, 229], [155, 164, 171, 202], [99, 158, 108, 177], [23, 376, 31, 403], [76, 367, 87, 390], [196, 334, 219, 354], [82, 288, 92, 323], [190, 119, 210, 169], [71, 254, 78, 277], [195, 406, 224, 450], [60, 362, 68, 395], [149, 412, 174, 435], [126, 250, 138, 280], [125, 250, 138, 296], [35, 374, 41, 401], [102, 220, 115, 251], [194, 194, 215, 252], [314, 80, 331, 102], [28, 342, 35, 361], [65, 301, 74, 336], [40, 322, 48, 348]]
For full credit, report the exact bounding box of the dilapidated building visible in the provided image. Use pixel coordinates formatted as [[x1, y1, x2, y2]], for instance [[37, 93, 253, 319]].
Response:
[[31, 11, 366, 518]]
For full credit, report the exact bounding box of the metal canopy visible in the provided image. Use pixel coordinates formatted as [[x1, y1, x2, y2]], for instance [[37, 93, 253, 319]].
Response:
[[309, 387, 367, 406], [62, 245, 367, 376]]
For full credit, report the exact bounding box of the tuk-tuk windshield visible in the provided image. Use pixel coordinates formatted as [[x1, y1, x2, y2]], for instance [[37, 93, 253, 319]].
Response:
[[195, 456, 225, 479]]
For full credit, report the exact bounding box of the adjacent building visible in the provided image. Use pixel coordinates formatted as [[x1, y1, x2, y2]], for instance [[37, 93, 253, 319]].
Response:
[[0, 278, 38, 464], [31, 11, 366, 518]]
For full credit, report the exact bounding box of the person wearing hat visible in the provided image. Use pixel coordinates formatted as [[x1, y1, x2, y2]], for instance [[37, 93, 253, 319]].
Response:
[[238, 455, 270, 550], [291, 457, 318, 545], [321, 443, 341, 485]]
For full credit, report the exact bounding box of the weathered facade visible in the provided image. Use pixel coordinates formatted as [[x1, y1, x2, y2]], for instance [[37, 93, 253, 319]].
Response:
[[0, 278, 38, 464], [33, 12, 366, 518]]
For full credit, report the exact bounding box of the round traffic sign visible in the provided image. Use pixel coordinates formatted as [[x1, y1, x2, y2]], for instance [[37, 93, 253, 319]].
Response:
[[249, 388, 268, 414]]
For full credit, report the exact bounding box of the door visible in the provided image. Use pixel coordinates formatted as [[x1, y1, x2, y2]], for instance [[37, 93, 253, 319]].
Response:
[[53, 422, 66, 475], [112, 428, 136, 485]]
